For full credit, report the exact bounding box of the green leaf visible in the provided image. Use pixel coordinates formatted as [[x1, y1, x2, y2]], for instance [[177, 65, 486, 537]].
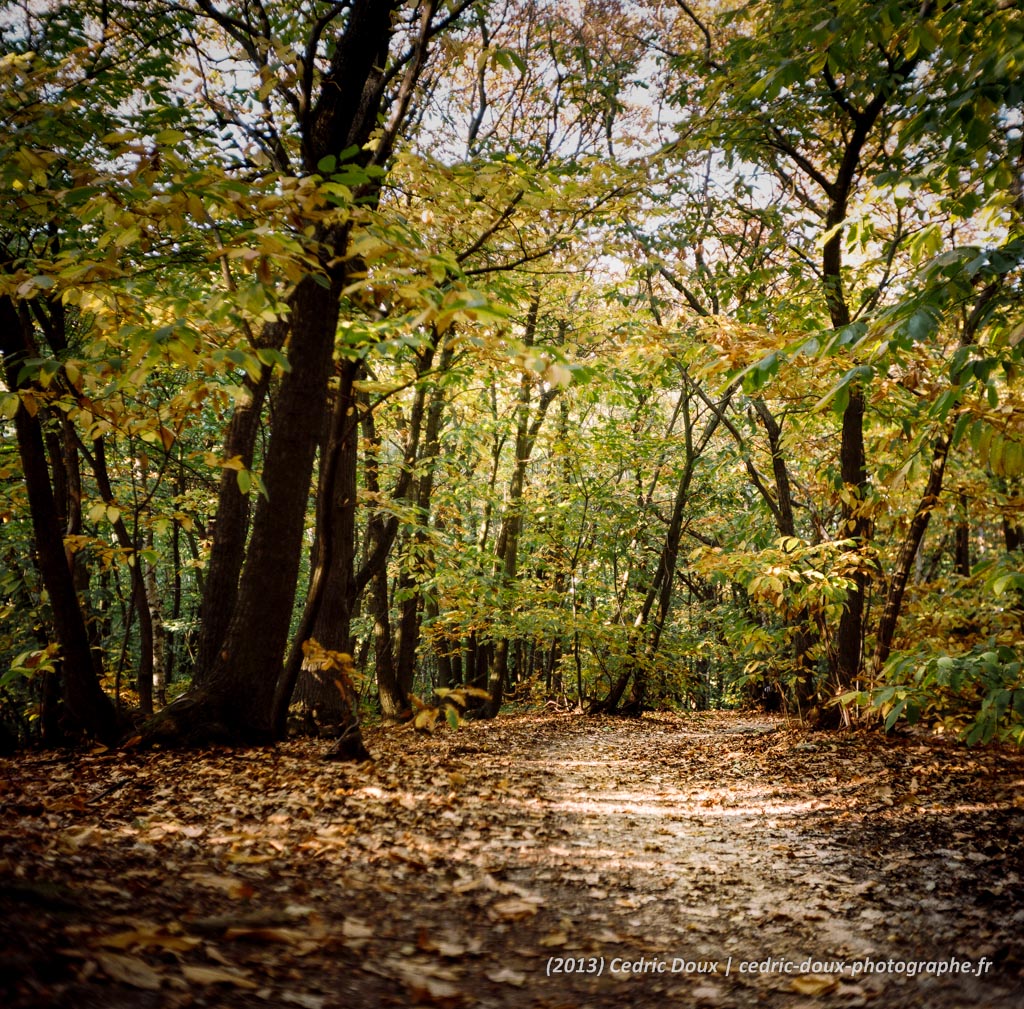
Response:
[[884, 698, 907, 731], [255, 347, 292, 372], [0, 392, 19, 419], [905, 308, 937, 342]]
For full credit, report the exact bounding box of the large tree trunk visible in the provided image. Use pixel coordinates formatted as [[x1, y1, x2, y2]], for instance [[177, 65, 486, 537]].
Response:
[[153, 268, 345, 743], [141, 0, 410, 747], [191, 324, 283, 686]]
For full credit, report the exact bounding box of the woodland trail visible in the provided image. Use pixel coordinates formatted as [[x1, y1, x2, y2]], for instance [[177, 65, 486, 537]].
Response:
[[1, 711, 1022, 1008]]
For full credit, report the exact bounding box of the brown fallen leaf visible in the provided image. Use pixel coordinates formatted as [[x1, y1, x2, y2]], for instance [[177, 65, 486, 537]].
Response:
[[377, 956, 465, 1005], [417, 928, 484, 958], [487, 967, 527, 986], [790, 973, 840, 996], [489, 897, 542, 921], [94, 951, 164, 991], [341, 917, 374, 939], [60, 826, 103, 849], [223, 926, 318, 953], [538, 930, 569, 947], [183, 872, 255, 899], [181, 963, 258, 988], [280, 993, 327, 1009], [401, 973, 462, 1005]]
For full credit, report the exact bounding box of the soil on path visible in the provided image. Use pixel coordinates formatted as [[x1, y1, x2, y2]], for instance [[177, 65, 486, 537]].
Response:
[[1, 711, 1022, 1008]]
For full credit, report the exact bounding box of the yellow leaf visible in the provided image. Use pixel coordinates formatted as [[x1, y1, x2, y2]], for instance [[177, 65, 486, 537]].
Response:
[[0, 392, 18, 419], [97, 928, 201, 953], [790, 974, 839, 996], [414, 707, 439, 732]]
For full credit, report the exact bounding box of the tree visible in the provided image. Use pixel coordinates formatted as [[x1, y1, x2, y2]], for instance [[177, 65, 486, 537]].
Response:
[[141, 0, 469, 745], [652, 0, 1023, 720]]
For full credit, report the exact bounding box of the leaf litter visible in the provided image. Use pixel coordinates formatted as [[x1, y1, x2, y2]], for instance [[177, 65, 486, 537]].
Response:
[[1, 710, 1022, 1007]]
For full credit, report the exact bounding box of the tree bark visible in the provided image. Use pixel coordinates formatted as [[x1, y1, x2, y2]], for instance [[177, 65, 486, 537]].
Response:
[[82, 437, 156, 715], [278, 357, 362, 731], [394, 341, 454, 702], [191, 323, 283, 686], [871, 432, 952, 675], [0, 296, 121, 743]]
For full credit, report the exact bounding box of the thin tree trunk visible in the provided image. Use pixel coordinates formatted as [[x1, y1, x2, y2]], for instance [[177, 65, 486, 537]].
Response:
[[394, 341, 454, 702], [84, 437, 156, 715], [483, 303, 559, 718], [0, 296, 121, 743], [591, 376, 732, 715], [954, 491, 971, 576], [145, 530, 168, 709], [871, 432, 952, 674]]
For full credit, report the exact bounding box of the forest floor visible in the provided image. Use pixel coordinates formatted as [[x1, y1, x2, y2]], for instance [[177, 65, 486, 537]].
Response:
[[1, 710, 1023, 1009]]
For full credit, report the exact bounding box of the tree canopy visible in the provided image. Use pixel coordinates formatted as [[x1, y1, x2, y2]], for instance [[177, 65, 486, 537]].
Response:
[[1, 0, 1022, 752]]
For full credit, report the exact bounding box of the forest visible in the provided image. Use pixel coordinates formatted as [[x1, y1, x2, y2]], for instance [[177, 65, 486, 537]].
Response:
[[1, 0, 1022, 751], [2, 2, 1023, 1005]]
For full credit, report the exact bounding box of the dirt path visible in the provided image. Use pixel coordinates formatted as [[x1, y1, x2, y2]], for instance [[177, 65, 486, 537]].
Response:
[[2, 711, 1022, 1007]]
